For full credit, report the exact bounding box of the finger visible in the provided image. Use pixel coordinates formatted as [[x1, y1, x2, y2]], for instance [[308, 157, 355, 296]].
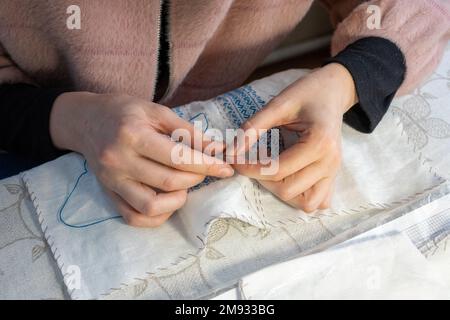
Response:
[[258, 160, 330, 202], [233, 138, 321, 181], [112, 179, 187, 216], [135, 131, 234, 178], [108, 191, 174, 228], [235, 85, 302, 155], [160, 107, 226, 154], [318, 181, 335, 210], [289, 178, 332, 213], [128, 157, 205, 191]]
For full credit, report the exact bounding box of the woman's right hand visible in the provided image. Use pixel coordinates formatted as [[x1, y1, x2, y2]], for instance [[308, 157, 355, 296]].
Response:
[[49, 92, 234, 227]]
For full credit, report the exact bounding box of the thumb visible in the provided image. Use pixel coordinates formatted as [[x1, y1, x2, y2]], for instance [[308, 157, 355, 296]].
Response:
[[236, 92, 297, 154]]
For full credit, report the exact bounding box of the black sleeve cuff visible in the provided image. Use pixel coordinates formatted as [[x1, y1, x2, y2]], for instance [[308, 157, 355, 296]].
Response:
[[0, 84, 69, 162], [325, 37, 406, 133]]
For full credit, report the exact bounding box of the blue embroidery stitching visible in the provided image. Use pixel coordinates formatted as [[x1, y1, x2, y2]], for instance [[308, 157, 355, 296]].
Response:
[[215, 85, 266, 127], [57, 160, 122, 228]]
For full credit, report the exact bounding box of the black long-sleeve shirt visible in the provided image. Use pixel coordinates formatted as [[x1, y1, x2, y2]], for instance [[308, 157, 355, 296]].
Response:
[[0, 36, 405, 162]]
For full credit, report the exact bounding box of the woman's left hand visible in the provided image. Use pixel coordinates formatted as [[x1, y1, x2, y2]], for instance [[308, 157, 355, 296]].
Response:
[[233, 63, 358, 212]]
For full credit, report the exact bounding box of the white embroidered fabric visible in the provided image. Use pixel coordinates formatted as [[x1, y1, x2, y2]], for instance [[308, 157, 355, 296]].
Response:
[[21, 62, 447, 299]]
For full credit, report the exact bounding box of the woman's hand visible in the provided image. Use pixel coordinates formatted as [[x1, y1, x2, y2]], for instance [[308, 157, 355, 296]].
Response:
[[233, 63, 358, 212], [50, 92, 234, 227]]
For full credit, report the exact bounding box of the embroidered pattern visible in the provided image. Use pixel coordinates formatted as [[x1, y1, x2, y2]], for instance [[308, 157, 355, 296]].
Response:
[[215, 85, 266, 127], [392, 72, 450, 151]]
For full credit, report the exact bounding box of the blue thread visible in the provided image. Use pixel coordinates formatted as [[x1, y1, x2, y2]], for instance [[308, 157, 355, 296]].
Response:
[[57, 160, 121, 229], [189, 112, 209, 132]]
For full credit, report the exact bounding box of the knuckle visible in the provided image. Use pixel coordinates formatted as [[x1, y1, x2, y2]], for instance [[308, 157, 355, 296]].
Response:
[[241, 120, 255, 132], [271, 170, 286, 182], [123, 214, 140, 227], [116, 122, 137, 145], [98, 148, 119, 169], [302, 200, 317, 213], [206, 164, 222, 177], [142, 200, 158, 216], [161, 175, 179, 191], [317, 131, 335, 149], [158, 105, 174, 117], [319, 201, 331, 210], [154, 104, 169, 114], [310, 129, 340, 157], [155, 105, 175, 126], [278, 186, 295, 202]]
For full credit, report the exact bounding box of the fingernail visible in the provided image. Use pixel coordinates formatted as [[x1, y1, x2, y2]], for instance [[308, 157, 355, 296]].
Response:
[[219, 167, 234, 178]]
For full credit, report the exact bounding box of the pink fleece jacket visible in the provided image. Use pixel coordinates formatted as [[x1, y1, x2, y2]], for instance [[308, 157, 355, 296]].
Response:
[[0, 0, 449, 106]]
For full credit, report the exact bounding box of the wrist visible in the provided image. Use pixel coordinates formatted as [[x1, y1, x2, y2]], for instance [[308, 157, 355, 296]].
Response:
[[323, 63, 358, 114], [50, 91, 97, 154]]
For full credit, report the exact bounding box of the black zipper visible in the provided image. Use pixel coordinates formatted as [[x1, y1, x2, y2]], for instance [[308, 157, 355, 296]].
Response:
[[154, 0, 171, 102]]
